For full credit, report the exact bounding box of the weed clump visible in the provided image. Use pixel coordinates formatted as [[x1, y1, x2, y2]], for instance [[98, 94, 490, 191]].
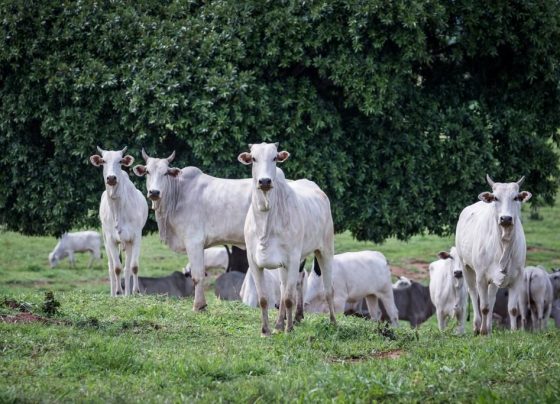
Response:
[[41, 291, 60, 317]]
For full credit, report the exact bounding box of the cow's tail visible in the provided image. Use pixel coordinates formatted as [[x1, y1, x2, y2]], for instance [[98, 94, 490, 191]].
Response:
[[224, 245, 232, 272], [313, 256, 322, 276], [526, 271, 533, 311]]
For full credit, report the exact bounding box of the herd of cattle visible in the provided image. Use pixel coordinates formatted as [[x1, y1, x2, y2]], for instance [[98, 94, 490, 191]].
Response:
[[46, 142, 560, 335]]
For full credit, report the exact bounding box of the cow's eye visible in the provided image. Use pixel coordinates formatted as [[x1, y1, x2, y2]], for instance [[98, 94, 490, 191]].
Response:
[[494, 197, 499, 202], [252, 157, 257, 163], [273, 156, 277, 162], [146, 170, 150, 175]]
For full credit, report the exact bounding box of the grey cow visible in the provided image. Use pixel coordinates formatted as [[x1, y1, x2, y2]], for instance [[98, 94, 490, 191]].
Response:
[[122, 271, 194, 297]]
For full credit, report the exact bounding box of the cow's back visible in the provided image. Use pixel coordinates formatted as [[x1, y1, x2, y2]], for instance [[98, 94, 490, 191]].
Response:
[[289, 179, 334, 257]]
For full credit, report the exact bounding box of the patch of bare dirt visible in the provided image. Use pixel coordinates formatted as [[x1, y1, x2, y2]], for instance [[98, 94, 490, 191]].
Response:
[[390, 262, 429, 282], [527, 246, 557, 253], [329, 349, 404, 363], [1, 312, 48, 324]]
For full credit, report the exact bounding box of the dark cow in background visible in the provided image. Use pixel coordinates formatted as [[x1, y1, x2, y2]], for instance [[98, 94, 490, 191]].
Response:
[[347, 281, 435, 328], [122, 271, 194, 297], [215, 271, 245, 300], [225, 245, 249, 273]]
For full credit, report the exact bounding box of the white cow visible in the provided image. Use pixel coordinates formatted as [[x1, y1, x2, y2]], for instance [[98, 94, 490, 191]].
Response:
[[238, 142, 336, 335], [455, 175, 532, 334], [429, 247, 468, 334], [304, 251, 399, 326], [48, 231, 102, 268], [393, 276, 412, 289], [240, 269, 282, 308], [90, 147, 148, 296], [184, 246, 229, 275], [133, 150, 253, 311], [524, 266, 553, 331]]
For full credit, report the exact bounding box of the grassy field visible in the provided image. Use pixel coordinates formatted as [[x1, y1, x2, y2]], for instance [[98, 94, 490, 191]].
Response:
[[1, 201, 559, 402]]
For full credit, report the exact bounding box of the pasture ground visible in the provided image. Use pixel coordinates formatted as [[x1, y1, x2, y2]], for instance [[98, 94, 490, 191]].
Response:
[[1, 201, 559, 402]]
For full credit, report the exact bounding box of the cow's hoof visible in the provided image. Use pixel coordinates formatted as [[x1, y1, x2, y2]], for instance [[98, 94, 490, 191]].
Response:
[[274, 323, 285, 332], [193, 304, 208, 312], [286, 325, 294, 333]]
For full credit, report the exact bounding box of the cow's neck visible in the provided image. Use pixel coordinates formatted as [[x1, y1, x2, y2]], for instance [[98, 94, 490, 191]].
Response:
[[153, 175, 181, 244], [250, 179, 290, 247]]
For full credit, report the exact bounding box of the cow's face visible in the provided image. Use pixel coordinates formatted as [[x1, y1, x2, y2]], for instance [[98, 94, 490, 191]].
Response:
[[437, 247, 464, 286], [48, 252, 58, 268], [133, 150, 180, 202], [238, 142, 289, 192], [89, 147, 134, 188], [478, 175, 531, 228]]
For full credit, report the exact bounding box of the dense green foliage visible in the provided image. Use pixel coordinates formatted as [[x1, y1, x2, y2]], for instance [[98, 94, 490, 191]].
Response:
[[1, 1, 559, 240]]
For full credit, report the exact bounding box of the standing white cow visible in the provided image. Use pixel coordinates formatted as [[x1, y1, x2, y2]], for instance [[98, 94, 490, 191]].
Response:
[[133, 150, 253, 311], [455, 175, 532, 334], [524, 266, 553, 331], [48, 231, 102, 268], [238, 142, 336, 335], [90, 147, 148, 296], [304, 251, 399, 327], [429, 247, 468, 334]]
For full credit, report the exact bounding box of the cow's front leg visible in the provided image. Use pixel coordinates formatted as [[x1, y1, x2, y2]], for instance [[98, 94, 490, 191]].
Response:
[[274, 269, 287, 332], [294, 270, 305, 324], [186, 241, 207, 311], [250, 263, 270, 336], [463, 267, 481, 334]]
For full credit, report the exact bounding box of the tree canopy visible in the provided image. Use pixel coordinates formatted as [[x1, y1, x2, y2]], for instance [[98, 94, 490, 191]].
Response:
[[1, 0, 559, 242]]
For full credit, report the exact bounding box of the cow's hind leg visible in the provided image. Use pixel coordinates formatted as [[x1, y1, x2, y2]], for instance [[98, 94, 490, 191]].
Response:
[[377, 292, 399, 327], [186, 241, 207, 311], [295, 270, 306, 324], [364, 295, 379, 323], [463, 266, 481, 334], [129, 235, 142, 294], [315, 251, 337, 326]]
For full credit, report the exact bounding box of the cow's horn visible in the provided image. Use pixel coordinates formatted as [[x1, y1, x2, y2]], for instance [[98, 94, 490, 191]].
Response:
[[96, 146, 106, 154], [516, 176, 525, 187], [274, 142, 279, 148], [120, 146, 128, 155], [486, 174, 496, 188], [142, 148, 150, 161], [167, 151, 176, 163]]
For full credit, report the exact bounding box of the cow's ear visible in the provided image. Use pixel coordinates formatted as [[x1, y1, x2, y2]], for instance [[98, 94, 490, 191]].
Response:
[[121, 155, 134, 167], [276, 151, 290, 163], [478, 192, 495, 203], [438, 251, 451, 260], [167, 167, 181, 177], [90, 155, 104, 167], [238, 152, 253, 165], [133, 165, 147, 177], [516, 191, 532, 203]]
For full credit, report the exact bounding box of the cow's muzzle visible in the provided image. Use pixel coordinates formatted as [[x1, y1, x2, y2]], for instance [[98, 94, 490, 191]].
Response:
[[148, 189, 160, 200], [106, 176, 117, 186], [499, 216, 513, 227], [453, 271, 463, 279], [258, 178, 273, 192]]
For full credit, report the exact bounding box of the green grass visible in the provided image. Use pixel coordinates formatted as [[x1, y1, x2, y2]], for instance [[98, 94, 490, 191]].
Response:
[[1, 200, 560, 402]]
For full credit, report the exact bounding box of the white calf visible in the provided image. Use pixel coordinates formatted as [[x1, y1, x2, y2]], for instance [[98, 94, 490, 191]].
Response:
[[429, 247, 468, 334], [305, 251, 399, 326], [49, 231, 102, 268], [524, 266, 553, 331]]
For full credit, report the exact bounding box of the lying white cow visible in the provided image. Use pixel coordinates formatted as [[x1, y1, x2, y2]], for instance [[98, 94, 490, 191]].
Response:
[[304, 251, 399, 326], [184, 246, 229, 274], [240, 263, 307, 313], [239, 142, 336, 335], [49, 231, 102, 268], [429, 247, 468, 334], [455, 175, 531, 335], [524, 266, 553, 331], [240, 269, 282, 308], [90, 146, 148, 296]]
